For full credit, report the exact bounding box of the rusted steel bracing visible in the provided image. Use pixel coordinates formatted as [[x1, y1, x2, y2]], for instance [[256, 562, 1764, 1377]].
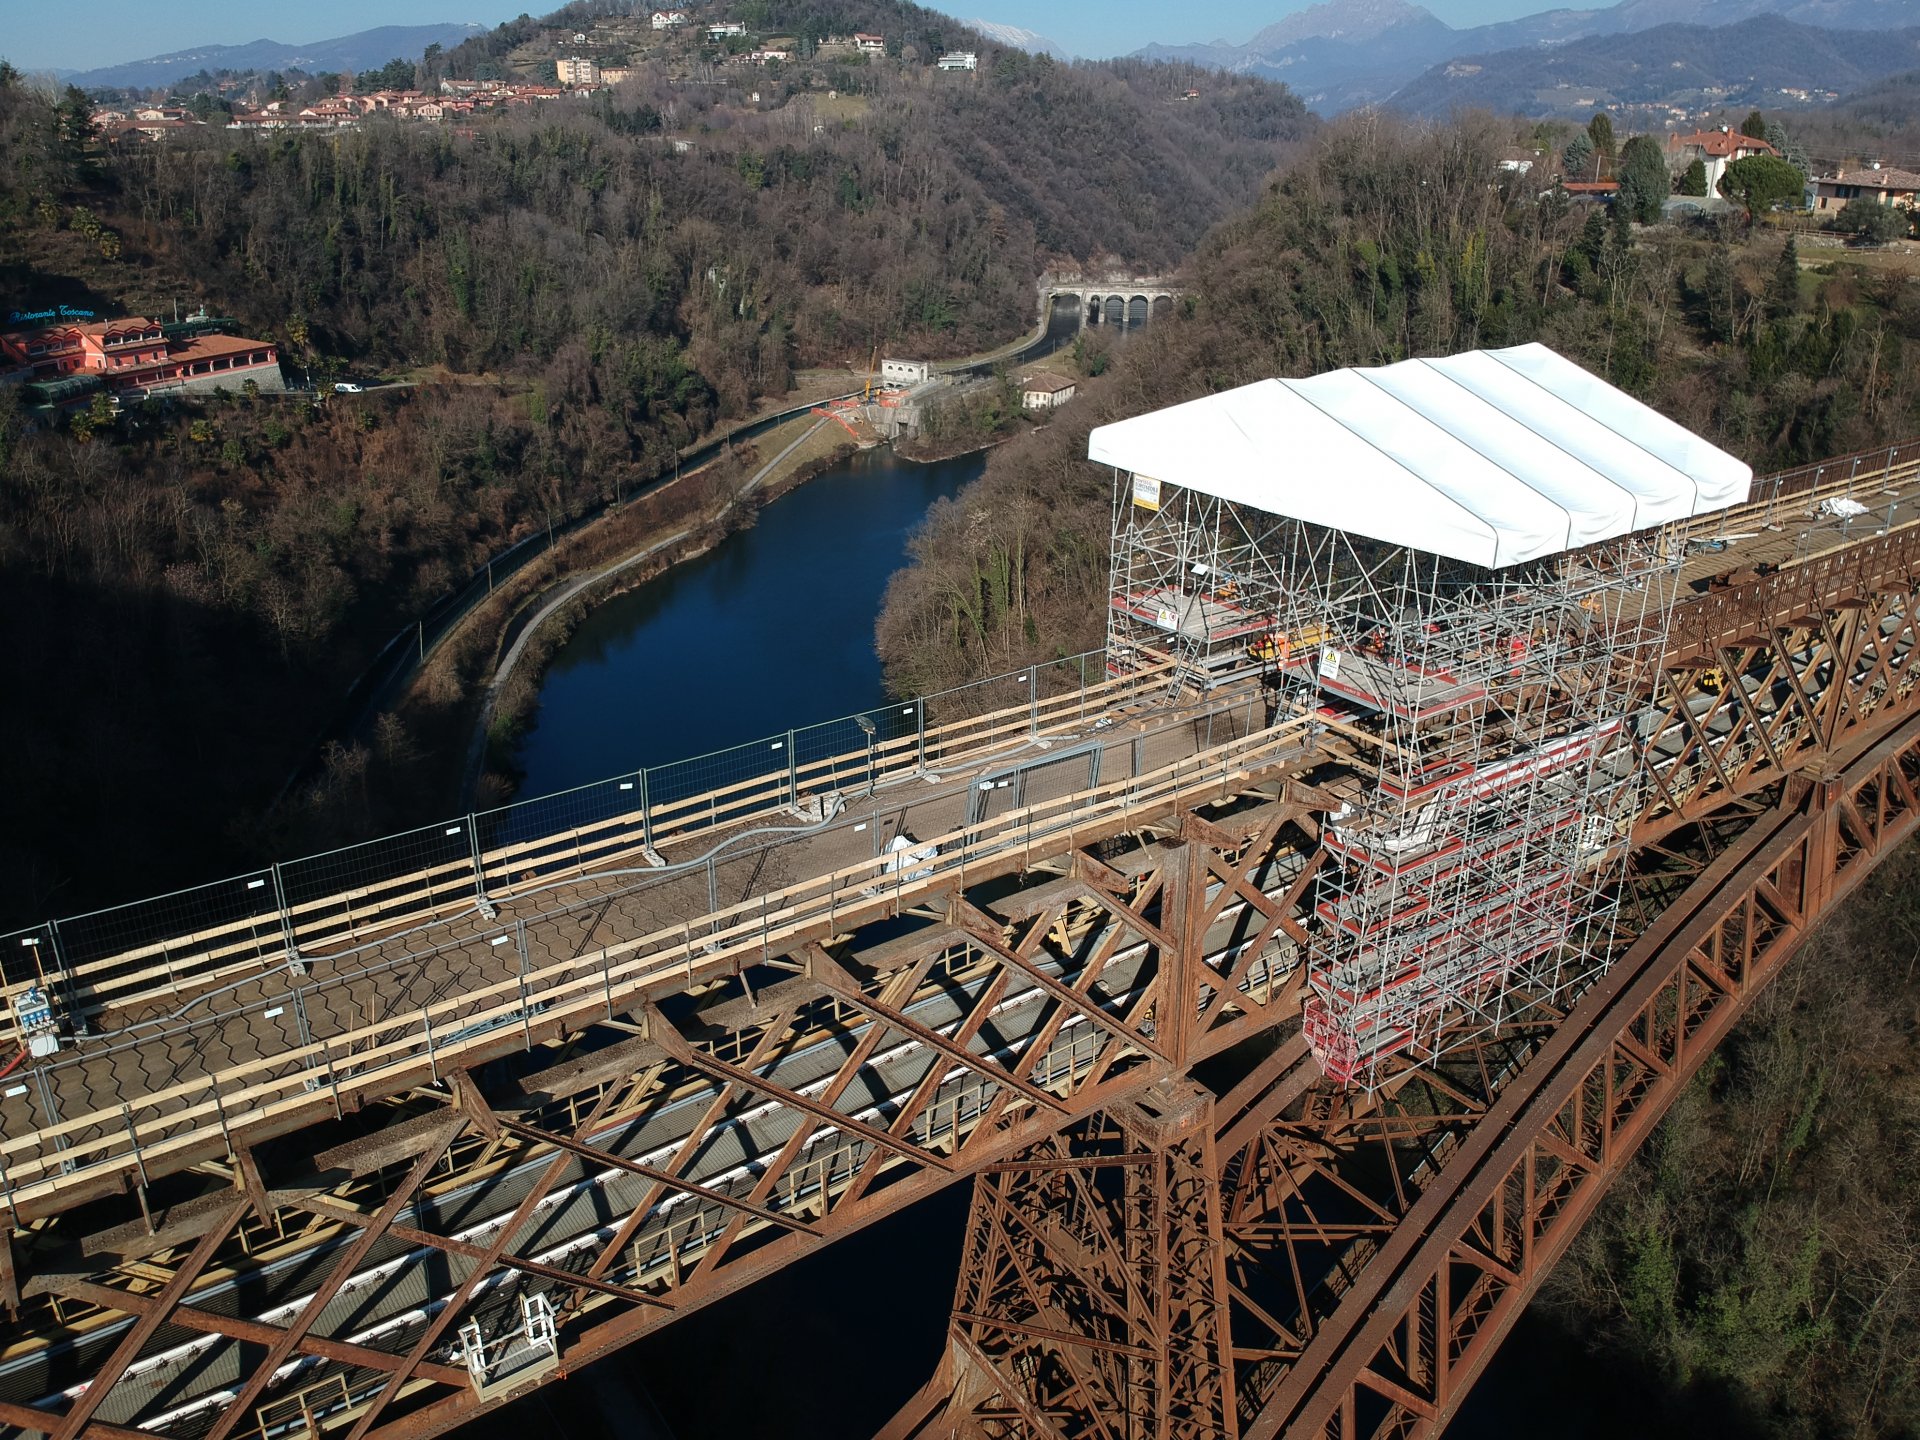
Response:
[[11, 449, 1920, 1440], [1231, 707, 1920, 1440], [1639, 564, 1920, 842], [939, 1082, 1236, 1440], [896, 701, 1920, 1440], [1666, 522, 1920, 664], [0, 793, 1321, 1440]]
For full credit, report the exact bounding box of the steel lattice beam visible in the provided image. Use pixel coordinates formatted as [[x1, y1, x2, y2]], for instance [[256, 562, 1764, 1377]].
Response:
[[12, 504, 1920, 1440]]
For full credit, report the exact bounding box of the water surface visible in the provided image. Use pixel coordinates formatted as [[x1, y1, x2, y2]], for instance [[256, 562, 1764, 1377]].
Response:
[[511, 445, 985, 795]]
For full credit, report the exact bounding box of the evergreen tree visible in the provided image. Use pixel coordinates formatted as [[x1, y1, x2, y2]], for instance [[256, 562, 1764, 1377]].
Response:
[[1740, 109, 1768, 139], [1616, 134, 1669, 223], [1764, 120, 1810, 178], [1678, 158, 1708, 197], [55, 84, 93, 153], [1767, 237, 1799, 318], [1586, 112, 1615, 176], [1836, 197, 1907, 245], [1577, 207, 1608, 268], [1719, 155, 1806, 218], [1563, 131, 1593, 181]]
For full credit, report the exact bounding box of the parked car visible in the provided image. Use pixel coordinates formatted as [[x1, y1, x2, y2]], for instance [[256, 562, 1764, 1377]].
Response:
[[333, 381, 364, 394]]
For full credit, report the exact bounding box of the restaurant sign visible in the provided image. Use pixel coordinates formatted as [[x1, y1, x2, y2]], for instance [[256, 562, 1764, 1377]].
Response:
[[6, 304, 99, 327]]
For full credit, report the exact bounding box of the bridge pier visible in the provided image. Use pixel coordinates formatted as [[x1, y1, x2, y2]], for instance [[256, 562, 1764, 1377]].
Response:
[[897, 1077, 1235, 1440]]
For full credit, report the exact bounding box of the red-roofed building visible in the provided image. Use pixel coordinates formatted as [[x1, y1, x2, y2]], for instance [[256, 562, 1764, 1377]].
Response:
[[0, 317, 167, 381], [1666, 127, 1779, 193], [0, 316, 282, 397]]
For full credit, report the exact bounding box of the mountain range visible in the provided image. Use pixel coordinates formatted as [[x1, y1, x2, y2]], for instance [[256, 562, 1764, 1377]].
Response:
[[961, 19, 1075, 58], [1389, 12, 1920, 115], [63, 24, 487, 91], [1135, 0, 1920, 111]]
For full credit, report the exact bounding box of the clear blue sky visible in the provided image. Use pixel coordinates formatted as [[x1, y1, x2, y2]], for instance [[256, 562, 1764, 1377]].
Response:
[[0, 0, 1557, 72]]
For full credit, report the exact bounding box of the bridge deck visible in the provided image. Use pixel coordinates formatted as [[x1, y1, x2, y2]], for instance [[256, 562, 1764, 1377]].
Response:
[[3, 444, 1918, 1223], [0, 677, 1301, 1219]]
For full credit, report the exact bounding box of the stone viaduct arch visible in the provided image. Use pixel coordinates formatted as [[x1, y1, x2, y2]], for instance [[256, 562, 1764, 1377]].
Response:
[[1040, 276, 1184, 332]]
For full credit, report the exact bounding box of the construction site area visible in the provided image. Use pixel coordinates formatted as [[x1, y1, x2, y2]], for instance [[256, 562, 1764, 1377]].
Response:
[[0, 343, 1917, 1440]]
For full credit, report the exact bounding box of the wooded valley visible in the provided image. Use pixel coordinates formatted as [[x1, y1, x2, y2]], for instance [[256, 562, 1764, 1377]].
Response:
[[0, 26, 1306, 927]]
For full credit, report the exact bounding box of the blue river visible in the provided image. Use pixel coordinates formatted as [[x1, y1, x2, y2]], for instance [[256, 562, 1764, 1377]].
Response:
[[510, 445, 986, 798]]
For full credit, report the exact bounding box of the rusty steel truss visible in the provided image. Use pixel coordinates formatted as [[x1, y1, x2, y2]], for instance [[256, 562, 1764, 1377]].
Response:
[[4, 450, 1920, 1440], [887, 527, 1920, 1440]]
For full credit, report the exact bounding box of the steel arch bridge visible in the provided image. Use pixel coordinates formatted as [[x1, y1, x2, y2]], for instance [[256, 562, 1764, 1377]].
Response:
[[0, 441, 1917, 1440]]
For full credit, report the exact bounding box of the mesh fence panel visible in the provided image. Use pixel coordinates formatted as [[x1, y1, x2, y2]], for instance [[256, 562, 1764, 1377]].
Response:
[[644, 734, 795, 848], [475, 775, 650, 894], [280, 821, 478, 956], [922, 668, 1039, 765], [43, 873, 283, 1012], [792, 714, 875, 800]]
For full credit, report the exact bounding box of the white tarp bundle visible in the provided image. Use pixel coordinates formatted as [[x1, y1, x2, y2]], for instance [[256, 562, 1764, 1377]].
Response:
[[1086, 343, 1753, 568], [882, 832, 938, 881]]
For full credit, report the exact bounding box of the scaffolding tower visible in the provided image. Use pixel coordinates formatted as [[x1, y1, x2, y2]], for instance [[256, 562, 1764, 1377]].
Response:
[[1288, 530, 1677, 1085], [1093, 344, 1751, 1088]]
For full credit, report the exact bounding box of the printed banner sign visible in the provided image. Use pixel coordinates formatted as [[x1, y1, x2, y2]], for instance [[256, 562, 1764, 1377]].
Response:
[[1131, 474, 1161, 511]]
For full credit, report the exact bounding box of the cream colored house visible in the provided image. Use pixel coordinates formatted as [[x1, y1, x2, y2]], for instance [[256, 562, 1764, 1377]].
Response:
[[1020, 373, 1077, 410]]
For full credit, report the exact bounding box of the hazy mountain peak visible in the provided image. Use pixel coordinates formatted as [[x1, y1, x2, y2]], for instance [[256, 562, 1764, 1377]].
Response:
[[67, 23, 486, 91], [1247, 0, 1446, 51], [962, 19, 1075, 58], [1132, 0, 1920, 114]]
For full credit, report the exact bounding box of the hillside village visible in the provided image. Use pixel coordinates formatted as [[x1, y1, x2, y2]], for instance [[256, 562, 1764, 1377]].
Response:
[[85, 8, 981, 143]]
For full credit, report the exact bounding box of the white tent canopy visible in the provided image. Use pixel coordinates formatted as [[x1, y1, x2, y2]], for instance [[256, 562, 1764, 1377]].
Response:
[[1086, 343, 1752, 568]]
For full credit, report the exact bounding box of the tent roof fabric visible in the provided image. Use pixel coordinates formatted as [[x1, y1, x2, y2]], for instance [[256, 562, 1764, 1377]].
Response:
[[1085, 343, 1753, 568]]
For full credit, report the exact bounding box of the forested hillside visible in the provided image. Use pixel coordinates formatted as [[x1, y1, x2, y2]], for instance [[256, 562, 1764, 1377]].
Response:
[[99, 60, 1306, 385], [877, 113, 1920, 692], [0, 24, 1309, 929], [1538, 841, 1920, 1437]]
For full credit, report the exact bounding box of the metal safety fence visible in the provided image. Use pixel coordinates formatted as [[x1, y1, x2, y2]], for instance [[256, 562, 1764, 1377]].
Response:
[[0, 681, 1280, 1214], [0, 652, 1127, 1035]]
